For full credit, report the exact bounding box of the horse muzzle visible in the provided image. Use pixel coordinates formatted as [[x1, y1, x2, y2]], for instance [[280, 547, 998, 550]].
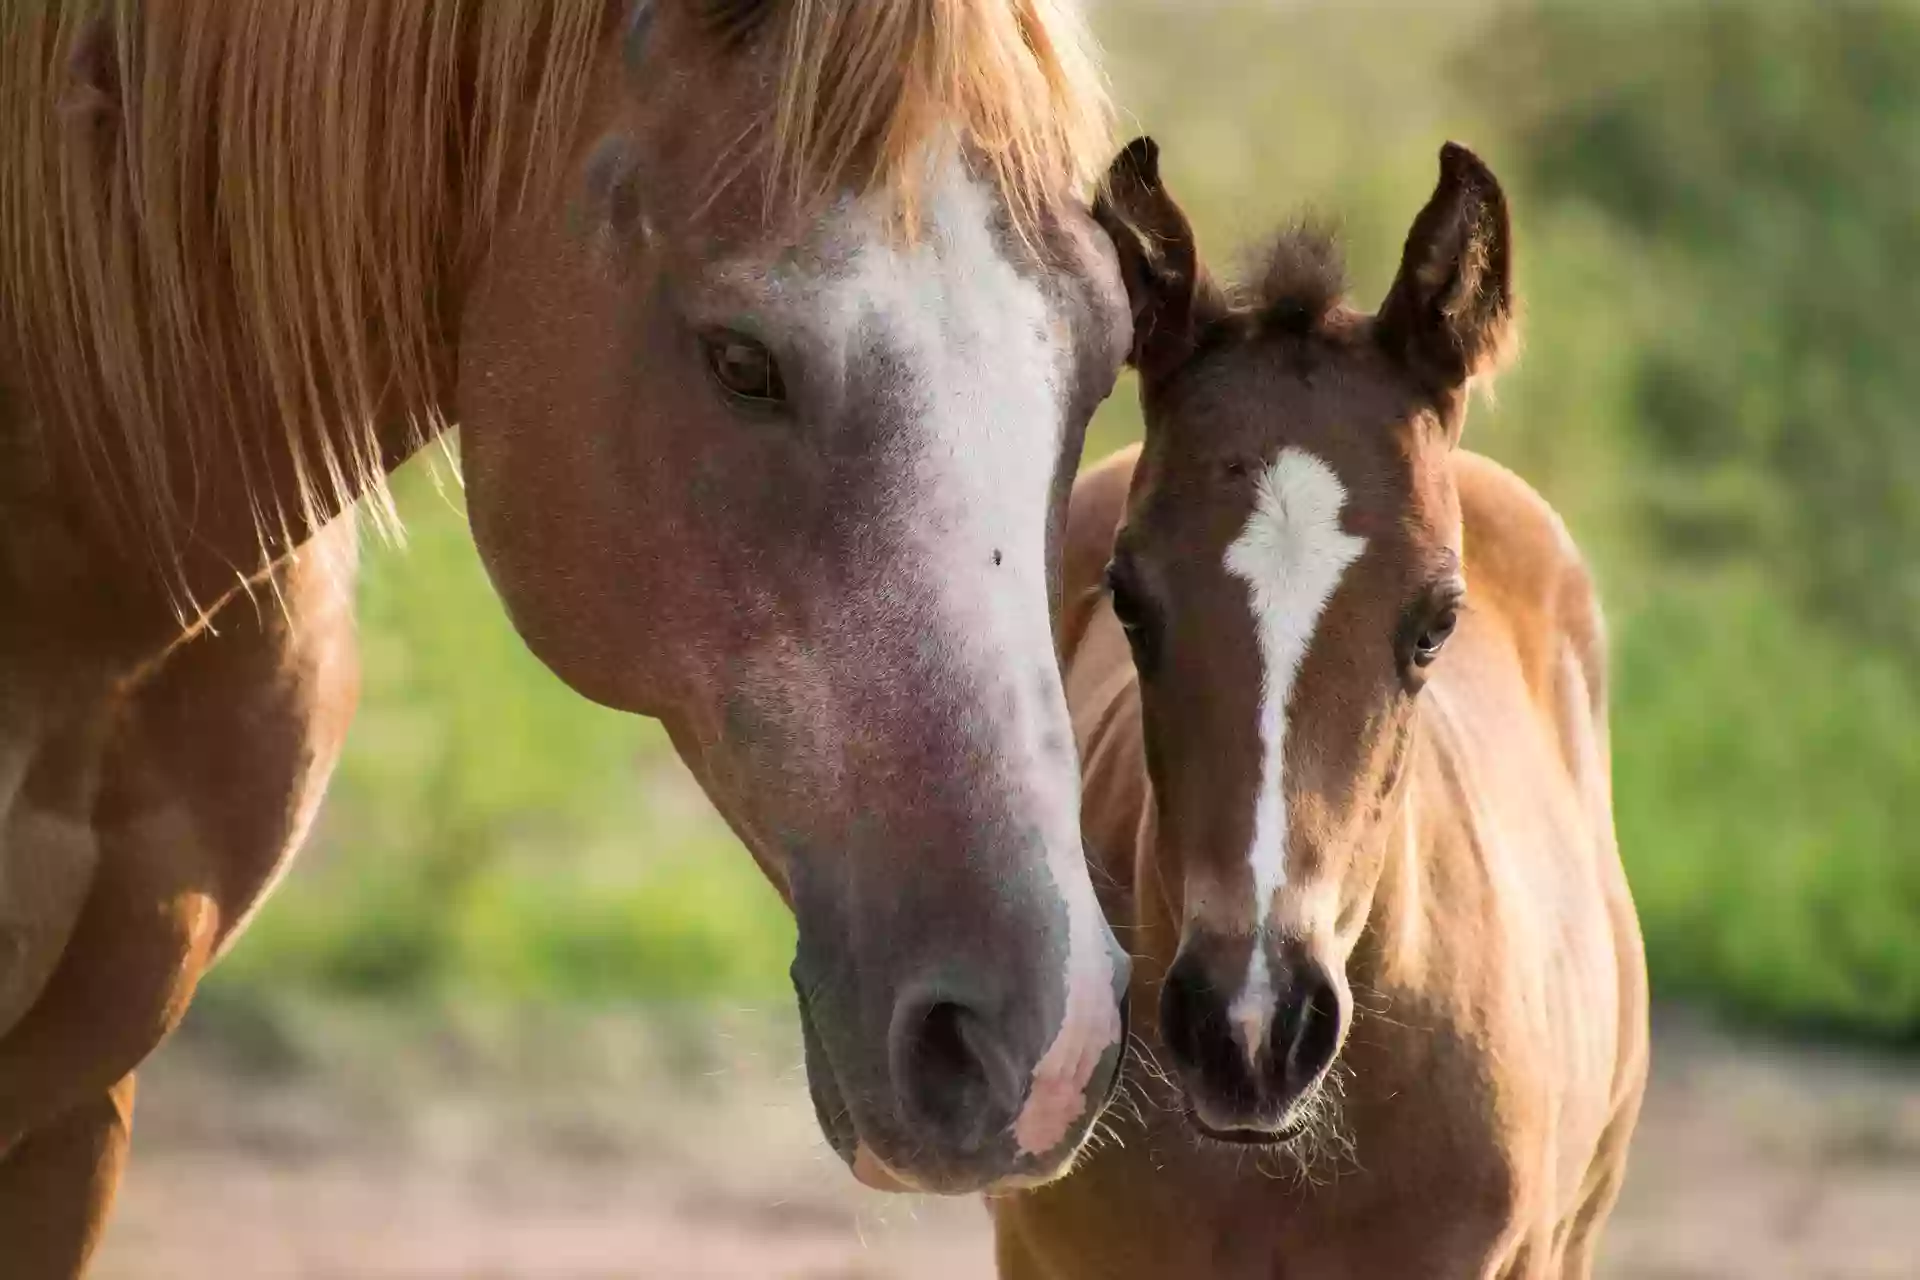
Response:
[[792, 928, 1130, 1195]]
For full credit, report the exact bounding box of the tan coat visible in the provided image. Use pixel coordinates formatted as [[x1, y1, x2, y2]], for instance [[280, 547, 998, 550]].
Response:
[[992, 444, 1649, 1279]]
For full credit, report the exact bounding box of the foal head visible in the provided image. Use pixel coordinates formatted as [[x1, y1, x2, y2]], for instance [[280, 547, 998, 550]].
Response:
[[457, 3, 1130, 1192], [1093, 140, 1515, 1142]]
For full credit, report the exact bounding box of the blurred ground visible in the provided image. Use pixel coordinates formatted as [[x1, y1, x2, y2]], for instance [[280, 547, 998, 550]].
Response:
[[95, 1008, 1919, 1280]]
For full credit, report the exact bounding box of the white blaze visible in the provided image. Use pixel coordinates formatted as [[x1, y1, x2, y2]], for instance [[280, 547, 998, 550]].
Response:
[[1222, 448, 1366, 1058], [787, 157, 1119, 1160]]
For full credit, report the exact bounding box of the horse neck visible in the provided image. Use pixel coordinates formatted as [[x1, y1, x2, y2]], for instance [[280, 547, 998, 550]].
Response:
[[1345, 705, 1462, 1007]]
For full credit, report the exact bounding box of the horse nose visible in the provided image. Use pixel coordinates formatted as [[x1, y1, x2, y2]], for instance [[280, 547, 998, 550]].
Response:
[[1162, 946, 1255, 1112], [1161, 938, 1345, 1130], [888, 991, 1027, 1157]]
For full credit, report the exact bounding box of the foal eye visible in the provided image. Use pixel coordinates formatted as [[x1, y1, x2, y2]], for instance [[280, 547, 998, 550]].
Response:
[[701, 331, 787, 406], [1399, 583, 1465, 687]]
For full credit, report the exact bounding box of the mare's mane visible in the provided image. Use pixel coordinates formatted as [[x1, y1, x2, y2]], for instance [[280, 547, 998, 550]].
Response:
[[742, 0, 1110, 232], [0, 0, 1109, 594]]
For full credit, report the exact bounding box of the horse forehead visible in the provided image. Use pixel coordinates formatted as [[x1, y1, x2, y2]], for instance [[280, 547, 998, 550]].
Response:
[[1222, 445, 1370, 727], [1227, 446, 1365, 583], [777, 169, 1063, 377]]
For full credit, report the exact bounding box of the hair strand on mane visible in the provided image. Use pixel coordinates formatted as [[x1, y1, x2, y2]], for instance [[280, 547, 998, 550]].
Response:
[[0, 0, 605, 611], [761, 0, 1112, 236]]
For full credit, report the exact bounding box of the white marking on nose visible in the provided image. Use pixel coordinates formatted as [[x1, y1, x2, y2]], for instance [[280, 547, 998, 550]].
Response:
[[1014, 880, 1121, 1158], [1222, 447, 1366, 1064], [1229, 945, 1274, 1065], [864, 168, 1120, 1162], [802, 155, 1119, 1160]]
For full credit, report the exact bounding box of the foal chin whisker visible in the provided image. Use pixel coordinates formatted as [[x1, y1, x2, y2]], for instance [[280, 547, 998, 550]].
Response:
[[1169, 1059, 1360, 1189], [1112, 1084, 1150, 1131], [1275, 1062, 1361, 1187], [1348, 981, 1418, 1033], [1084, 1116, 1127, 1156], [1107, 1084, 1147, 1136], [1125, 1032, 1175, 1090]]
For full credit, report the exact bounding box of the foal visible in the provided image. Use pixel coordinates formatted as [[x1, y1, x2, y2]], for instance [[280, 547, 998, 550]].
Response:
[[992, 142, 1648, 1277]]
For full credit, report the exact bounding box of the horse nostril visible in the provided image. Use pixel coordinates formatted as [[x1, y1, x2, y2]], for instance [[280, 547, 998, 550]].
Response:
[[1160, 948, 1262, 1109], [1274, 960, 1342, 1097], [1159, 950, 1220, 1077], [1161, 942, 1343, 1130], [891, 997, 1021, 1157]]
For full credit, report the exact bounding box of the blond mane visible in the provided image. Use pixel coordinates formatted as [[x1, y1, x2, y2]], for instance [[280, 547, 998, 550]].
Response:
[[0, 0, 604, 586], [0, 0, 1110, 600], [759, 0, 1111, 233]]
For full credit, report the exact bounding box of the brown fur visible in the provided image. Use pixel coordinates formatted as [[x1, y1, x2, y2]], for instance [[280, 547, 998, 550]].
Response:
[[0, 523, 359, 1275], [0, 4, 1127, 1271], [993, 143, 1647, 1277]]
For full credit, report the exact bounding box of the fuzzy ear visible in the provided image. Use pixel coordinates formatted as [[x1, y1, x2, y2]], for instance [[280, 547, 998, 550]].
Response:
[[1376, 142, 1516, 401], [1091, 137, 1219, 382]]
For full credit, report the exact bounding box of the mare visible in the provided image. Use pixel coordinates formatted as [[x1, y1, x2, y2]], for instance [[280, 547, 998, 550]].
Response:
[[0, 3, 1139, 1270], [990, 141, 1648, 1277]]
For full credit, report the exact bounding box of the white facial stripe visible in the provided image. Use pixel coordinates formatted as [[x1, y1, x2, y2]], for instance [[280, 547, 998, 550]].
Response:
[[805, 159, 1118, 1158], [1229, 944, 1275, 1066], [1223, 448, 1366, 1051]]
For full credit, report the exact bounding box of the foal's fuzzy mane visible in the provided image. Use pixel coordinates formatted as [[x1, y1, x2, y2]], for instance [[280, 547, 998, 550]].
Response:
[[0, 0, 1109, 602], [1242, 222, 1349, 337]]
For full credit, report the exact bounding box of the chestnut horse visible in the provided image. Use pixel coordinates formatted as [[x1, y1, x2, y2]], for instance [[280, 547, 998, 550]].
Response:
[[0, 2, 1137, 1270], [990, 142, 1648, 1277]]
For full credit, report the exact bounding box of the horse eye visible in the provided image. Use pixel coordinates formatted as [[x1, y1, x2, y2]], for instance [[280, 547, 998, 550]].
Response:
[[702, 332, 786, 405], [1401, 583, 1464, 688], [1104, 558, 1159, 674], [1413, 605, 1459, 667], [1105, 564, 1137, 627], [1104, 561, 1143, 630]]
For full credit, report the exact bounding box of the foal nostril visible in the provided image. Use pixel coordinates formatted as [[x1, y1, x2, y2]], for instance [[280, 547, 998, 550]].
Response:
[[1161, 949, 1262, 1109], [1162, 942, 1345, 1131], [1160, 951, 1220, 1076], [1273, 960, 1342, 1097], [891, 997, 1023, 1157]]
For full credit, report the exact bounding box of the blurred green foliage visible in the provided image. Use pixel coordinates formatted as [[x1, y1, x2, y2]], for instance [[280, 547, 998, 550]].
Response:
[[1479, 0, 1920, 1040], [214, 459, 797, 1010], [207, 0, 1919, 1043], [1612, 575, 1920, 1039], [1489, 1, 1920, 657]]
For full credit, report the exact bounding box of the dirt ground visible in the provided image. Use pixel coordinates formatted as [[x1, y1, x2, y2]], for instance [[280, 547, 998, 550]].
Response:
[[92, 1007, 1919, 1279]]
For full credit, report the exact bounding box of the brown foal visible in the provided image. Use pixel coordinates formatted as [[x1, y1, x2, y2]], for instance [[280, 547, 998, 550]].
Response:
[[991, 141, 1648, 1277]]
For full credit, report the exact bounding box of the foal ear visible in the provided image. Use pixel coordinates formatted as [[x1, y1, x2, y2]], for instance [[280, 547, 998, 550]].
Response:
[[1092, 137, 1217, 382], [1376, 143, 1516, 405]]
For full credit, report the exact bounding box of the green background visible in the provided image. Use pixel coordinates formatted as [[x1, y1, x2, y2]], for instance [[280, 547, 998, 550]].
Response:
[[208, 0, 1920, 1046]]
